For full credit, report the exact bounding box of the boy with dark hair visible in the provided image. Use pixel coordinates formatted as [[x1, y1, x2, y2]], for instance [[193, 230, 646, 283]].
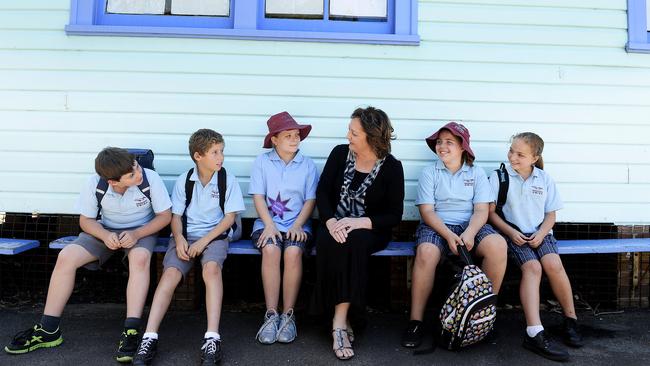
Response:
[[133, 129, 244, 366], [4, 147, 172, 363]]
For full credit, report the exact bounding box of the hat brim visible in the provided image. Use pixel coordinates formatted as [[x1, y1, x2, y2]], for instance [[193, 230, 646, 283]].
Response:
[[425, 127, 475, 159], [263, 124, 312, 148]]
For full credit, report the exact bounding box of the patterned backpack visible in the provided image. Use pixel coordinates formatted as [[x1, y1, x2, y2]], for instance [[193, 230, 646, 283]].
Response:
[[439, 244, 497, 350]]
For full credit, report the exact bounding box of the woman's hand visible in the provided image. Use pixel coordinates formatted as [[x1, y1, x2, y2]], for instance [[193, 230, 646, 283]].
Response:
[[326, 218, 347, 244], [332, 217, 370, 234]]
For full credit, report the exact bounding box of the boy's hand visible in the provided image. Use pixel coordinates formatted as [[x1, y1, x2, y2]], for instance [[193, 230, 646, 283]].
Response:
[[286, 225, 307, 242], [175, 236, 190, 261], [103, 232, 121, 250], [459, 231, 475, 251], [527, 231, 545, 248], [257, 226, 282, 248], [118, 230, 139, 248], [326, 218, 347, 244], [444, 231, 463, 256], [188, 238, 208, 258], [509, 230, 530, 246]]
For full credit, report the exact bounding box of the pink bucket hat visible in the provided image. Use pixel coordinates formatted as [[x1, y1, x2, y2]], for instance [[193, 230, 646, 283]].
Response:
[[263, 112, 312, 148], [425, 122, 475, 159]]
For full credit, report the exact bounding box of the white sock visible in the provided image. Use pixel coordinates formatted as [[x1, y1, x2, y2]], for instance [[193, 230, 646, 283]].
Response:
[[205, 331, 220, 340], [526, 325, 544, 338], [143, 332, 158, 340]]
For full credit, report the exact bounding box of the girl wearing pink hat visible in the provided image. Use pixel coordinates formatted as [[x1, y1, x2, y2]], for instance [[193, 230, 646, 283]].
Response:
[[401, 122, 507, 348], [248, 112, 319, 345]]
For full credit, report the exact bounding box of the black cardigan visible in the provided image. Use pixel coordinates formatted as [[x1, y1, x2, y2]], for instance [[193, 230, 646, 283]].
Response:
[[316, 144, 405, 237]]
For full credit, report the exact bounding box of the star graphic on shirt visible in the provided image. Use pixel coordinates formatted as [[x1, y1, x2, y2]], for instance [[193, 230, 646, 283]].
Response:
[[268, 192, 292, 219]]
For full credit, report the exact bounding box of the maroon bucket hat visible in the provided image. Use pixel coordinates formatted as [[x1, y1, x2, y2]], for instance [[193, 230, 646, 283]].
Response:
[[263, 112, 312, 148], [425, 122, 475, 159]]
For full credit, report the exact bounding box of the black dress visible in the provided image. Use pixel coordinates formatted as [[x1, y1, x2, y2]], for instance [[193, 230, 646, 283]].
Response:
[[312, 144, 405, 314]]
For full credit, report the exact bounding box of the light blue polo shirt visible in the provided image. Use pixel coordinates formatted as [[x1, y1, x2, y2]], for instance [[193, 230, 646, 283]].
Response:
[[248, 149, 318, 233], [171, 167, 245, 240], [76, 168, 172, 229], [488, 164, 563, 234], [416, 160, 492, 225]]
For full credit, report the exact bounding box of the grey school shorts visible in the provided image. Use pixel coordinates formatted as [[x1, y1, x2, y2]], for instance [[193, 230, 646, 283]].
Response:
[[162, 237, 228, 277], [415, 222, 497, 257], [73, 228, 157, 270], [250, 229, 311, 254], [506, 233, 559, 267]]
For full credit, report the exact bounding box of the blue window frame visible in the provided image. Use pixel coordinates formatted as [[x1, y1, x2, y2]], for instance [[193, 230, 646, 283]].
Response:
[[66, 0, 419, 45], [627, 0, 650, 53]]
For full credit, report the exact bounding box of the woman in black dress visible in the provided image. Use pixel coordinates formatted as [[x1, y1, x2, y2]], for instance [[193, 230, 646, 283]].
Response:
[[314, 106, 405, 360]]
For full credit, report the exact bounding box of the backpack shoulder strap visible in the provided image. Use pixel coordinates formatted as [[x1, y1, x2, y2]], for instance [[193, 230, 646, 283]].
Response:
[[95, 178, 109, 220], [137, 168, 152, 202], [217, 168, 226, 213], [494, 163, 522, 233], [182, 168, 195, 239]]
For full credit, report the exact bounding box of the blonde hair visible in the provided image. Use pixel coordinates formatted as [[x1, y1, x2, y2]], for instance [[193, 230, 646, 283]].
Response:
[[511, 132, 544, 169]]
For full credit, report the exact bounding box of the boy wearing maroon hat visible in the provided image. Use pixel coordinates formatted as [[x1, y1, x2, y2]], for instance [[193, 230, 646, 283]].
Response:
[[401, 122, 507, 348], [249, 112, 319, 344]]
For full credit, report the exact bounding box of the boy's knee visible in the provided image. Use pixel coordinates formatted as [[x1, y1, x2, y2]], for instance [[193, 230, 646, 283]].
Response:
[[202, 262, 222, 278], [542, 256, 564, 275], [481, 236, 507, 259], [521, 260, 543, 277], [415, 244, 441, 267], [128, 250, 151, 270]]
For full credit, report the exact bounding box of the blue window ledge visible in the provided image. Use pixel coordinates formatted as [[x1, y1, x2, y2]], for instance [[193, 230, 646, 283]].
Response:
[[627, 0, 650, 53], [66, 0, 420, 46]]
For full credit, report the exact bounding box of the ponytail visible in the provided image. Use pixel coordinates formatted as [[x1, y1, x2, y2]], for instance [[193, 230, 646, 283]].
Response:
[[512, 132, 544, 170]]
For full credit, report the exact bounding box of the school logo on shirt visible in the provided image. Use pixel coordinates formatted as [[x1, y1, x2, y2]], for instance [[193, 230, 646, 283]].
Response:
[[135, 196, 149, 207], [211, 189, 220, 199], [531, 186, 544, 196], [268, 192, 292, 219], [464, 178, 475, 187]]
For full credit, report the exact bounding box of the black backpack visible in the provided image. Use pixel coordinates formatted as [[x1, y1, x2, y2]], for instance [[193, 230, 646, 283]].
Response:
[[181, 167, 239, 240], [95, 149, 155, 220], [494, 163, 522, 233]]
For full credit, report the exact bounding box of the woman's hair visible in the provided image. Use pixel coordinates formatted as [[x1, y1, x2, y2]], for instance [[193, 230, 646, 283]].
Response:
[[351, 106, 395, 159], [511, 132, 544, 169]]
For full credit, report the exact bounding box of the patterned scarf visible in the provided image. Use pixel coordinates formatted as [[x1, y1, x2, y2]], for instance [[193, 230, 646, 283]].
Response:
[[335, 149, 386, 219]]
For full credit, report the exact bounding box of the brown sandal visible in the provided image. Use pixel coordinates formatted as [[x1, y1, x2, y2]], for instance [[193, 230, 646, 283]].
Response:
[[332, 328, 354, 361]]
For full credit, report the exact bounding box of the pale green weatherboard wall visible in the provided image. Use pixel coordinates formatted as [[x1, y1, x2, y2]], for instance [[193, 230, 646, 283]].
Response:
[[1, 0, 649, 223]]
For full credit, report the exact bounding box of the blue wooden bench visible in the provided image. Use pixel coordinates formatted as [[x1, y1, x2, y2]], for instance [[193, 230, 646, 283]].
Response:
[[0, 238, 40, 255], [48, 236, 650, 256]]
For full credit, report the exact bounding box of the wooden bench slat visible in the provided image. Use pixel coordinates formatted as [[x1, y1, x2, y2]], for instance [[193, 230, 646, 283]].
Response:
[[0, 238, 40, 255], [48, 237, 650, 256]]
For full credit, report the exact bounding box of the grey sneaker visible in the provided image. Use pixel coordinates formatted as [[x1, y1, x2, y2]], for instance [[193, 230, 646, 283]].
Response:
[[277, 309, 297, 343], [256, 309, 279, 344]]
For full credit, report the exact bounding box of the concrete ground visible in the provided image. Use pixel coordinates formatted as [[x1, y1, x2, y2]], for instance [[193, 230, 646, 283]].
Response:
[[1, 304, 649, 366]]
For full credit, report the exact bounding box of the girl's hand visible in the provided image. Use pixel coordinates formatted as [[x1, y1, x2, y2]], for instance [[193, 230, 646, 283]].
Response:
[[287, 225, 307, 242], [509, 230, 530, 246], [459, 231, 475, 252], [326, 218, 347, 244], [257, 225, 282, 248], [527, 231, 545, 248], [444, 232, 463, 256], [175, 236, 190, 261]]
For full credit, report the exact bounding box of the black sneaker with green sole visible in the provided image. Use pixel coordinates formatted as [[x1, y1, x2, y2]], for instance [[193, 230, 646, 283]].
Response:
[[4, 324, 63, 354], [115, 328, 140, 363]]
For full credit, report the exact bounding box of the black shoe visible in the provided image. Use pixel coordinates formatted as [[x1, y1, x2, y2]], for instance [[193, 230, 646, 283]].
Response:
[[115, 328, 140, 363], [562, 317, 584, 348], [401, 320, 423, 348], [523, 330, 570, 362], [4, 324, 63, 354], [200, 337, 222, 365], [132, 337, 158, 366]]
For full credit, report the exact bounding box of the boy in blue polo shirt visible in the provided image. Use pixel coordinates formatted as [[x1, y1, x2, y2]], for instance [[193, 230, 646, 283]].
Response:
[[4, 147, 172, 363], [249, 112, 318, 345], [133, 129, 245, 366], [401, 122, 507, 348]]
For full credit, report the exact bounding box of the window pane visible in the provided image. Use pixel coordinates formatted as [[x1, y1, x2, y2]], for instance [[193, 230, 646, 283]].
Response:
[[171, 0, 230, 16], [107, 0, 166, 14], [330, 0, 387, 19], [266, 0, 323, 17]]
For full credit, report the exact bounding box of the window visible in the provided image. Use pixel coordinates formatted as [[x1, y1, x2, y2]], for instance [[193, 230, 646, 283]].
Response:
[[66, 0, 419, 45], [627, 0, 650, 53]]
